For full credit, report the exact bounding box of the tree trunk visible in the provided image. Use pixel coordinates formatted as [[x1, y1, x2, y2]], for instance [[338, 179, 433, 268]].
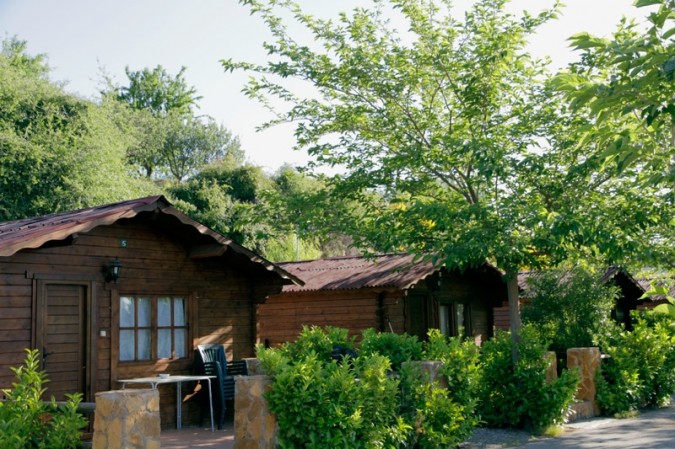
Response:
[[505, 268, 522, 363]]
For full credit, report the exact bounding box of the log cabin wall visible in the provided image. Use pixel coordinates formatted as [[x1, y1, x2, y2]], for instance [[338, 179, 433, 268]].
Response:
[[0, 216, 281, 429], [258, 289, 406, 347], [433, 268, 505, 340]]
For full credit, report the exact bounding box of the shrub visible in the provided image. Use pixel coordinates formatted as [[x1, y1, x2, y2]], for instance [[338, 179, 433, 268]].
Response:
[[398, 363, 470, 449], [259, 326, 479, 448], [360, 328, 424, 371], [596, 313, 675, 415], [477, 327, 579, 432], [521, 267, 619, 354], [424, 329, 481, 416], [280, 325, 356, 362], [259, 344, 400, 448], [0, 349, 87, 449]]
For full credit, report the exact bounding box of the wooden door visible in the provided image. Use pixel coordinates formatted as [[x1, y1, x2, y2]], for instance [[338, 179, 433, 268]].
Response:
[[36, 282, 91, 401]]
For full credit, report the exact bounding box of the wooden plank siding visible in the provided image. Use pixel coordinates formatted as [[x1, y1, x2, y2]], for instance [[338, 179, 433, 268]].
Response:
[[0, 214, 284, 429], [257, 264, 507, 348], [258, 290, 391, 347]]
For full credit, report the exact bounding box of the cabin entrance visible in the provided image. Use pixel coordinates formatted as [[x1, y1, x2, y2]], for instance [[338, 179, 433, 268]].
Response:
[[35, 281, 92, 402]]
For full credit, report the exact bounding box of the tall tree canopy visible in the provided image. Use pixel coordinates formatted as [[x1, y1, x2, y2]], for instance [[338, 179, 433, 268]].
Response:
[[225, 0, 672, 336], [108, 65, 243, 180], [553, 0, 674, 187], [115, 65, 201, 116], [0, 37, 153, 220]]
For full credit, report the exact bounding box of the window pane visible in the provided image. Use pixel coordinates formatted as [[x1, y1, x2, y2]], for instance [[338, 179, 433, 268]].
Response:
[[120, 297, 135, 327], [174, 329, 187, 358], [158, 298, 171, 326], [120, 330, 135, 361], [138, 329, 151, 360], [456, 304, 465, 337], [439, 305, 450, 336], [158, 329, 171, 358], [137, 297, 151, 327], [174, 298, 186, 326]]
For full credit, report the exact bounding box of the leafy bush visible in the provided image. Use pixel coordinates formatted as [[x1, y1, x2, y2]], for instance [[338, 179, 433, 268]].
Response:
[[258, 326, 478, 448], [596, 313, 675, 415], [0, 349, 87, 449], [259, 333, 400, 448], [424, 329, 481, 415], [477, 327, 580, 432], [398, 364, 470, 449], [521, 268, 619, 354], [281, 325, 355, 362], [360, 328, 423, 371]]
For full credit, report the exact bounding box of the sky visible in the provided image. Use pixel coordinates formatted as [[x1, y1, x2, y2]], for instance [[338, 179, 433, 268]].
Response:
[[0, 0, 654, 173]]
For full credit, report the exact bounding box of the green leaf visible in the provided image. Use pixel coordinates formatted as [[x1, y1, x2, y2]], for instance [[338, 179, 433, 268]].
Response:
[[633, 0, 663, 7]]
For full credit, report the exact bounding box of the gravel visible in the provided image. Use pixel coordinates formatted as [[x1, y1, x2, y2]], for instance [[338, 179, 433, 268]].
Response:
[[459, 427, 545, 449]]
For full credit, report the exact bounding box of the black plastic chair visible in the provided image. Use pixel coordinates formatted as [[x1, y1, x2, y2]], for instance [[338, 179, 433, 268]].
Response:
[[201, 360, 226, 430], [196, 345, 228, 429]]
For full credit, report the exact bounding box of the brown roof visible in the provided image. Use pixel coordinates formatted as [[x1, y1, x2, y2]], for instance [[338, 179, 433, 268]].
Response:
[[0, 195, 302, 285], [277, 253, 440, 292]]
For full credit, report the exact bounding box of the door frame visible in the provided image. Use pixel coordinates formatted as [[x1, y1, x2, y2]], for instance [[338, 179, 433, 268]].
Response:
[[32, 276, 97, 402]]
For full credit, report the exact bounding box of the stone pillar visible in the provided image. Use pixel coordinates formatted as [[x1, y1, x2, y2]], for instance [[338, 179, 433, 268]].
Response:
[[403, 360, 448, 389], [234, 375, 277, 449], [92, 389, 160, 449], [244, 357, 263, 375], [567, 347, 601, 419]]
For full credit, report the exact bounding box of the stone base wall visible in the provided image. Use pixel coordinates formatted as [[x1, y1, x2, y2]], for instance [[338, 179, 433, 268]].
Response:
[[567, 347, 601, 417], [92, 389, 160, 449], [234, 375, 277, 449]]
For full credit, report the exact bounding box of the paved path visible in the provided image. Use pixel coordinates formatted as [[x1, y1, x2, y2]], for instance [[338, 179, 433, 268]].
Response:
[[159, 404, 674, 449], [518, 404, 675, 449]]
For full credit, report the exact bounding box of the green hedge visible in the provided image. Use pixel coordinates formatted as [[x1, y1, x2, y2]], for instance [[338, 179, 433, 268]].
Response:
[[476, 326, 579, 432], [259, 325, 587, 446], [596, 313, 675, 415], [258, 326, 479, 448]]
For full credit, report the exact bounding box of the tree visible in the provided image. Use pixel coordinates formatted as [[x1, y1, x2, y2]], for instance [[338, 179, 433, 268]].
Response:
[[225, 0, 569, 341], [226, 0, 673, 348], [109, 65, 243, 180], [0, 38, 153, 219], [521, 268, 620, 354], [115, 65, 200, 116], [553, 0, 674, 186]]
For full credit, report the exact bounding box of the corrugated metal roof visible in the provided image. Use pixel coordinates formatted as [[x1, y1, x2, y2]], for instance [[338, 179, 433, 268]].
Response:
[[0, 195, 302, 285], [278, 253, 439, 292]]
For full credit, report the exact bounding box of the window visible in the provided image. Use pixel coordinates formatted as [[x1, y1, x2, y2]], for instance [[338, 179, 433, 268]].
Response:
[[119, 295, 187, 361], [439, 303, 470, 337]]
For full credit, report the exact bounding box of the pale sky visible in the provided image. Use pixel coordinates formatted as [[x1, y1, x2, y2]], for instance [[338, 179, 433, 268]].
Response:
[[0, 0, 653, 173]]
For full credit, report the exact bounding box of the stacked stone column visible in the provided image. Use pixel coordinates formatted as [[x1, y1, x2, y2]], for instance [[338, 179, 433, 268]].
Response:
[[92, 389, 160, 449], [567, 347, 601, 419]]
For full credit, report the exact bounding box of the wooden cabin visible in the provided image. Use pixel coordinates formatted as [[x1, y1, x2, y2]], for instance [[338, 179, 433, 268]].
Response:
[[0, 196, 300, 428], [493, 267, 665, 332], [258, 254, 507, 347]]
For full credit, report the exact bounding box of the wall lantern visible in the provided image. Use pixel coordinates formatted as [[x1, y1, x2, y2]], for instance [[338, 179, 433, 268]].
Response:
[[106, 257, 122, 283]]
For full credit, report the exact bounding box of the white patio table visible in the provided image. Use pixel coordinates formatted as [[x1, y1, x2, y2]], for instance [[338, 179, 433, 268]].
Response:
[[118, 374, 215, 431]]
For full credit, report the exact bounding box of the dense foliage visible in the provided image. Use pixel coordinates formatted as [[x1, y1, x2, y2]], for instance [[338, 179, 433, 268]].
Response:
[[227, 0, 674, 345], [258, 326, 480, 449], [553, 0, 674, 188], [0, 37, 153, 219], [521, 268, 620, 354], [596, 314, 675, 415], [476, 327, 580, 432], [0, 349, 87, 449]]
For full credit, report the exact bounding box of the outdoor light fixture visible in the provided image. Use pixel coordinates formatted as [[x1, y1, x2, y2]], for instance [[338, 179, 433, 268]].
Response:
[[106, 257, 122, 283]]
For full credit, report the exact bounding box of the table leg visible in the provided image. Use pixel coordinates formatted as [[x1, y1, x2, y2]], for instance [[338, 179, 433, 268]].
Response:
[[205, 378, 215, 432], [176, 382, 182, 430]]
